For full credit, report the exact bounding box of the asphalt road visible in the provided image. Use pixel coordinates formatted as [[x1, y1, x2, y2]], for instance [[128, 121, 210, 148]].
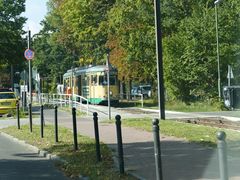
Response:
[[0, 133, 69, 180], [42, 107, 240, 180], [0, 110, 68, 180], [0, 105, 239, 180]]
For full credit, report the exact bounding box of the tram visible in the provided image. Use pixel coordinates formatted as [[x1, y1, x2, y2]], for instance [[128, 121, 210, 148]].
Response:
[[63, 65, 119, 104]]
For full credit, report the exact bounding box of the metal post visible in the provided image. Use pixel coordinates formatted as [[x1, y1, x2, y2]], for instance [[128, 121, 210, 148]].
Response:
[[40, 105, 44, 138], [228, 65, 230, 87], [11, 65, 14, 91], [72, 107, 78, 150], [17, 103, 20, 129], [217, 131, 228, 180], [71, 66, 74, 107], [28, 103, 32, 132], [154, 0, 165, 120], [115, 115, 124, 174], [54, 105, 59, 143], [107, 50, 111, 120], [93, 112, 101, 162], [152, 118, 163, 180], [215, 4, 221, 99], [227, 65, 231, 87], [28, 30, 33, 126]]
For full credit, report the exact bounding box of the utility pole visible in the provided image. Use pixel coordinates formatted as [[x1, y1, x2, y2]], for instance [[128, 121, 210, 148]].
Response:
[[214, 0, 225, 99], [154, 0, 165, 120], [106, 49, 111, 120]]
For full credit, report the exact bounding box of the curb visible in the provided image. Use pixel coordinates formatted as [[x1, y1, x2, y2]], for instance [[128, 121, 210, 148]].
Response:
[[0, 132, 92, 180], [0, 132, 63, 162]]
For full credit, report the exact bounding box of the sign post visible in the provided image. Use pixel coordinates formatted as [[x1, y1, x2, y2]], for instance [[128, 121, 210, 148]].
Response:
[[227, 65, 234, 87], [24, 30, 34, 132]]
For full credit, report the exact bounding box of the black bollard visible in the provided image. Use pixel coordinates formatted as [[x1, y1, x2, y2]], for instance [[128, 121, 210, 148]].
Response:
[[72, 107, 78, 150], [17, 103, 20, 129], [93, 112, 101, 162], [54, 106, 59, 143], [115, 115, 124, 174], [29, 103, 32, 132], [40, 105, 44, 138], [217, 131, 228, 180], [152, 118, 163, 180]]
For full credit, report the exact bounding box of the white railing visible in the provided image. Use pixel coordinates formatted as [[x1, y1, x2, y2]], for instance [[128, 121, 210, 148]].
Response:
[[38, 93, 89, 115]]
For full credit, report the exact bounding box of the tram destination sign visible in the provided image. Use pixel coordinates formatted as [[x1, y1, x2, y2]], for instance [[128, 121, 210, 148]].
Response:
[[24, 48, 35, 60]]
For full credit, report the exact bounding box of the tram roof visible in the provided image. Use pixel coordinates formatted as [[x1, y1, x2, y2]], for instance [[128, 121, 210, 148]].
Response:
[[63, 65, 117, 78]]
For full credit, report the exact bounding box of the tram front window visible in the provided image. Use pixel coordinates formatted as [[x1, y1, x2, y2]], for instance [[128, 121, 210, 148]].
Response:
[[99, 75, 116, 85]]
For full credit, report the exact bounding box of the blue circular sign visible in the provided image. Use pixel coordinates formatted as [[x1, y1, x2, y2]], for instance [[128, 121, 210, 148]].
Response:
[[24, 49, 34, 60]]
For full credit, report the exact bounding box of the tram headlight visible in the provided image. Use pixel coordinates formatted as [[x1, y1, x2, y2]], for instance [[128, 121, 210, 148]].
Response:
[[110, 91, 113, 95]]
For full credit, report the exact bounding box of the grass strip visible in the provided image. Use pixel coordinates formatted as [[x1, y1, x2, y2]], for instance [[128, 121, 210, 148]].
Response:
[[105, 118, 240, 147], [1, 125, 135, 180]]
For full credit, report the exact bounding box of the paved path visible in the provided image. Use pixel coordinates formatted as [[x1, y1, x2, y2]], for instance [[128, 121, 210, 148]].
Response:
[[1, 106, 240, 180], [43, 108, 240, 180], [0, 133, 69, 180]]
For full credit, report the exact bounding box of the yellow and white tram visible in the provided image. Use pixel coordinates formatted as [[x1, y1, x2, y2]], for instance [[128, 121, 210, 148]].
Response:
[[63, 65, 119, 104]]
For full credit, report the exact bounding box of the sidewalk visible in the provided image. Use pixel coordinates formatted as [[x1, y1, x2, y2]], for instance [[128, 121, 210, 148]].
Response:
[[0, 132, 69, 180], [43, 109, 240, 180]]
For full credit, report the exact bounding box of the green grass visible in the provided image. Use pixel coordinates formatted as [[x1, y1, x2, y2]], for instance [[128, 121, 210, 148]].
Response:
[[165, 100, 225, 112], [1, 125, 135, 180], [58, 106, 86, 116], [117, 99, 224, 112], [105, 118, 240, 147]]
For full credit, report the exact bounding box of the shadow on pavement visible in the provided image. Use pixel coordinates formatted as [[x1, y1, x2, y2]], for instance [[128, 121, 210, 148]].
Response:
[[0, 159, 69, 180], [108, 140, 240, 180]]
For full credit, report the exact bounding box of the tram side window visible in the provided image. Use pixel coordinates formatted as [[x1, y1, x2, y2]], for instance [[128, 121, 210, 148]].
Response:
[[99, 75, 107, 85], [99, 75, 116, 85]]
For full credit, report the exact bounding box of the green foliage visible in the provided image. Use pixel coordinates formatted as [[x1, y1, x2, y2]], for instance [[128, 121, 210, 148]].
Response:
[[33, 0, 240, 103], [165, 99, 225, 112], [163, 0, 240, 102], [0, 0, 26, 74], [107, 0, 156, 82]]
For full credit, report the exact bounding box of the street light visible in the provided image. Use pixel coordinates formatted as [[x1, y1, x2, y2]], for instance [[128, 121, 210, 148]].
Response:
[[214, 0, 223, 99], [154, 0, 165, 120], [106, 49, 111, 120]]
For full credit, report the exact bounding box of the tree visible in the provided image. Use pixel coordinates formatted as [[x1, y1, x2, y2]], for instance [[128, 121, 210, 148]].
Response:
[[47, 0, 115, 65], [107, 0, 156, 85], [0, 0, 26, 64], [0, 0, 26, 88], [163, 0, 240, 102]]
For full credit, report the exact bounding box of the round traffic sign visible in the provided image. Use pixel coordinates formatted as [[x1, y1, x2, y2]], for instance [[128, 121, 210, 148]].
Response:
[[24, 49, 35, 60]]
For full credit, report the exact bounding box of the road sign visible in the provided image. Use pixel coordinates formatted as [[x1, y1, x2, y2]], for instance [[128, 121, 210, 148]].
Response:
[[24, 48, 34, 60], [227, 65, 234, 79]]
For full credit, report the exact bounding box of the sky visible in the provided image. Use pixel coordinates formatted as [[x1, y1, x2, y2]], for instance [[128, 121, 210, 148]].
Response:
[[22, 0, 48, 35]]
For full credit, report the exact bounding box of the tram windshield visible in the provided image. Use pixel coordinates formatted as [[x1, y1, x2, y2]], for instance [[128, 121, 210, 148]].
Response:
[[99, 75, 116, 85]]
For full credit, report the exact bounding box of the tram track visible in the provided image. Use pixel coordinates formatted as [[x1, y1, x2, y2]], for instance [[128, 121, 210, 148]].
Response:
[[176, 117, 240, 131], [117, 107, 240, 130]]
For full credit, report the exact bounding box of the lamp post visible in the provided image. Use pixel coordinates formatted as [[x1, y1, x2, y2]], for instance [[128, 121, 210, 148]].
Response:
[[154, 0, 165, 120], [215, 0, 223, 99], [106, 49, 111, 120]]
